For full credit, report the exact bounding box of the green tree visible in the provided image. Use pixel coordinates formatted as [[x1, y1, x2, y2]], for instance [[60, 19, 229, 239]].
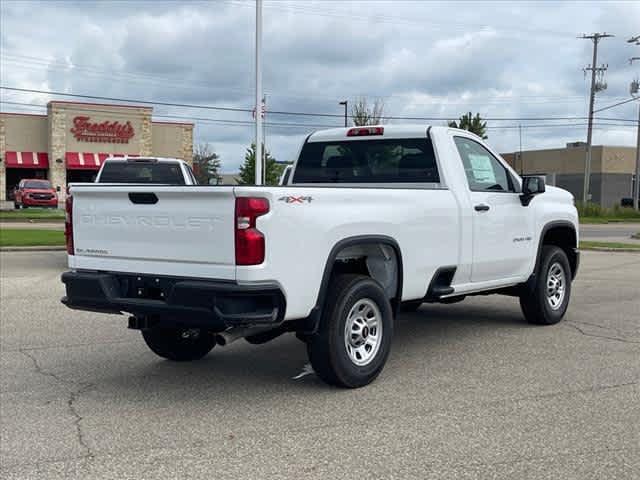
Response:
[[236, 143, 283, 185], [192, 143, 222, 184], [351, 97, 385, 126], [448, 112, 488, 139]]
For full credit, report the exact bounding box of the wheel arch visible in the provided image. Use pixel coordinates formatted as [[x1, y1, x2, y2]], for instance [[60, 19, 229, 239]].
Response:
[[536, 221, 579, 279], [300, 235, 404, 334]]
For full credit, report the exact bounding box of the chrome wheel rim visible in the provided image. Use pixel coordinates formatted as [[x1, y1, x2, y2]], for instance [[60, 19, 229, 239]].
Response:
[[546, 262, 566, 310], [344, 298, 383, 366]]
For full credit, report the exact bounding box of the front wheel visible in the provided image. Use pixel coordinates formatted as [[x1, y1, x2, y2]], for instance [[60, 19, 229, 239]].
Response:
[[308, 274, 394, 388], [520, 246, 572, 325], [142, 326, 215, 361]]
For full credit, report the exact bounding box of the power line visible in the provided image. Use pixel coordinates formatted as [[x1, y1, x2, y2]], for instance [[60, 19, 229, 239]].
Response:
[[7, 51, 623, 107], [224, 0, 573, 39], [0, 100, 338, 129], [594, 96, 640, 113], [2, 101, 635, 133], [2, 86, 637, 124], [0, 86, 253, 114]]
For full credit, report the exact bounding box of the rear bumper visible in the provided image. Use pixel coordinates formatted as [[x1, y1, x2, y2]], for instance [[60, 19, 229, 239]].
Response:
[[61, 271, 285, 331]]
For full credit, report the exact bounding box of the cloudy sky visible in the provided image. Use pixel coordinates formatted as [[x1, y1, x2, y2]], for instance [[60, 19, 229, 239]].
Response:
[[1, 0, 639, 172]]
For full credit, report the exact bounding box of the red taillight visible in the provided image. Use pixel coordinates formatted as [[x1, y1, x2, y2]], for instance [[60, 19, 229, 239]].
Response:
[[347, 126, 384, 137], [235, 197, 269, 265], [65, 195, 74, 255]]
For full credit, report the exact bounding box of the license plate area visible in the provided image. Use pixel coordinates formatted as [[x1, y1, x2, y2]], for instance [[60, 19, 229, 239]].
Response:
[[117, 274, 175, 301]]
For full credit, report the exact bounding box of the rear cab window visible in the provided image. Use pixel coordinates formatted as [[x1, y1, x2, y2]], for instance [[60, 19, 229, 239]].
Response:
[[98, 160, 186, 185], [293, 138, 440, 184]]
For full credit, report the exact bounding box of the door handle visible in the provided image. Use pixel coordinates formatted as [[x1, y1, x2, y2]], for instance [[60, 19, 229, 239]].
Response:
[[474, 204, 490, 212]]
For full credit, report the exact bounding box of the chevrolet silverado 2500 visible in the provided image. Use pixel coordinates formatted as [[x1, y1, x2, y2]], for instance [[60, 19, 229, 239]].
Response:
[[61, 125, 579, 388]]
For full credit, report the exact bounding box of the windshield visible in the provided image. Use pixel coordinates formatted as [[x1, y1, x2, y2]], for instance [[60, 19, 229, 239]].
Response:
[[23, 180, 52, 189], [293, 138, 440, 184], [98, 161, 186, 184]]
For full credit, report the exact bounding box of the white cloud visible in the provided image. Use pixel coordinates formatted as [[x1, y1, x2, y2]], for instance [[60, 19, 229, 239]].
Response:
[[1, 0, 638, 172]]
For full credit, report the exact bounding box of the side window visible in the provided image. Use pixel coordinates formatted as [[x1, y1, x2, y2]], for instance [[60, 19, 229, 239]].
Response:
[[454, 136, 514, 192]]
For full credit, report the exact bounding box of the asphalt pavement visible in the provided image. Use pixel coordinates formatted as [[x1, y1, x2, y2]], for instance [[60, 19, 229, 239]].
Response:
[[0, 251, 638, 479], [580, 223, 639, 242]]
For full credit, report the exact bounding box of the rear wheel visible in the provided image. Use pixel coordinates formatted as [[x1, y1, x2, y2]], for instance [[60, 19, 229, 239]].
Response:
[[13, 202, 21, 209], [141, 327, 215, 361], [307, 274, 393, 388], [520, 246, 572, 325]]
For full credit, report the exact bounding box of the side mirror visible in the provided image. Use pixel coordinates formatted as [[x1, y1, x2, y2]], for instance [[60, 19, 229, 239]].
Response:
[[520, 175, 545, 206]]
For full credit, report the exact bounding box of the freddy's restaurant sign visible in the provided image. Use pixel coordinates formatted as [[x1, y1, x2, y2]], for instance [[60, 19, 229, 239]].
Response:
[[70, 116, 135, 143]]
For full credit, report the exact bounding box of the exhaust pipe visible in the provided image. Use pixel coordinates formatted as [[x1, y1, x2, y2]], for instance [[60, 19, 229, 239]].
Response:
[[215, 326, 273, 346]]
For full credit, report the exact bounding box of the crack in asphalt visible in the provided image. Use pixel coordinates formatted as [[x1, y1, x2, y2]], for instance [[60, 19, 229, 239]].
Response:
[[19, 349, 95, 460], [4, 339, 137, 353], [569, 319, 633, 336], [565, 322, 640, 344]]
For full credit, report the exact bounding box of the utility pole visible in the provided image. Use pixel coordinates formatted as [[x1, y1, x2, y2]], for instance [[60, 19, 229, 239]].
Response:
[[629, 39, 640, 210], [519, 124, 523, 175], [633, 102, 640, 210], [254, 0, 263, 185], [339, 100, 348, 127], [262, 94, 267, 185], [580, 32, 613, 204]]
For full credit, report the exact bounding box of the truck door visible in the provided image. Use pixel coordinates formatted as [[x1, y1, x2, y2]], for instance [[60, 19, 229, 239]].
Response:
[[452, 136, 533, 283]]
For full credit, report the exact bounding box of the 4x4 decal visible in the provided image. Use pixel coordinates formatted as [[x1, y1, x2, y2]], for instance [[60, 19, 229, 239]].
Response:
[[278, 196, 313, 204]]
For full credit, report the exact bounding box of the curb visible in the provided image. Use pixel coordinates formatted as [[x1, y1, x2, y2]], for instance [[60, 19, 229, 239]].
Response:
[[0, 219, 64, 223], [580, 247, 640, 253], [0, 246, 66, 252]]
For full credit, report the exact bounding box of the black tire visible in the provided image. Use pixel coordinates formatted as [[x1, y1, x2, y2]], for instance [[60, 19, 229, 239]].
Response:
[[520, 246, 572, 325], [141, 327, 215, 361], [14, 202, 21, 210], [307, 274, 394, 388]]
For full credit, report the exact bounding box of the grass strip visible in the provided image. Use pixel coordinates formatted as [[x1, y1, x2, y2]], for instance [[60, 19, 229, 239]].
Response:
[[580, 241, 640, 251], [0, 228, 65, 247], [0, 208, 65, 221]]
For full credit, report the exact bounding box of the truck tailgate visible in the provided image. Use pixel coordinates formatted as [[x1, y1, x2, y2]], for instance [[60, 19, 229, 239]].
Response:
[[69, 185, 236, 280]]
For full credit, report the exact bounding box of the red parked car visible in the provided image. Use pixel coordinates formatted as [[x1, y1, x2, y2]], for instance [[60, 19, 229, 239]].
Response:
[[13, 179, 58, 209]]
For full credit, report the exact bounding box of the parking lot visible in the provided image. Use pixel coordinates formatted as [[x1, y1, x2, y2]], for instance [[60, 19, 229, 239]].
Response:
[[1, 251, 638, 479]]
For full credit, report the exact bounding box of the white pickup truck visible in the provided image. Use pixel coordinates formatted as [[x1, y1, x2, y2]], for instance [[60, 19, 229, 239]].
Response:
[[61, 125, 579, 388], [95, 156, 198, 185]]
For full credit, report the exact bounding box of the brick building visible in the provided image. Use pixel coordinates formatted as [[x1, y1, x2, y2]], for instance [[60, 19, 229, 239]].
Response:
[[501, 142, 638, 207], [0, 101, 194, 206]]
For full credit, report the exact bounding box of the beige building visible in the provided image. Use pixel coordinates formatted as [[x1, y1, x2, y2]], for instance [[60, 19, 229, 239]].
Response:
[[502, 142, 638, 207], [0, 101, 194, 206]]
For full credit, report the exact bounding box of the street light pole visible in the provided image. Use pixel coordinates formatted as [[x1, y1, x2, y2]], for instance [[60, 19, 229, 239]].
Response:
[[634, 103, 640, 210], [339, 100, 348, 127], [254, 0, 263, 185]]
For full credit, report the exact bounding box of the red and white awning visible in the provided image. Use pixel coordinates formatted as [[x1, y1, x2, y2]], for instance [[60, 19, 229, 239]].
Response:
[[65, 152, 138, 170], [5, 151, 49, 168]]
